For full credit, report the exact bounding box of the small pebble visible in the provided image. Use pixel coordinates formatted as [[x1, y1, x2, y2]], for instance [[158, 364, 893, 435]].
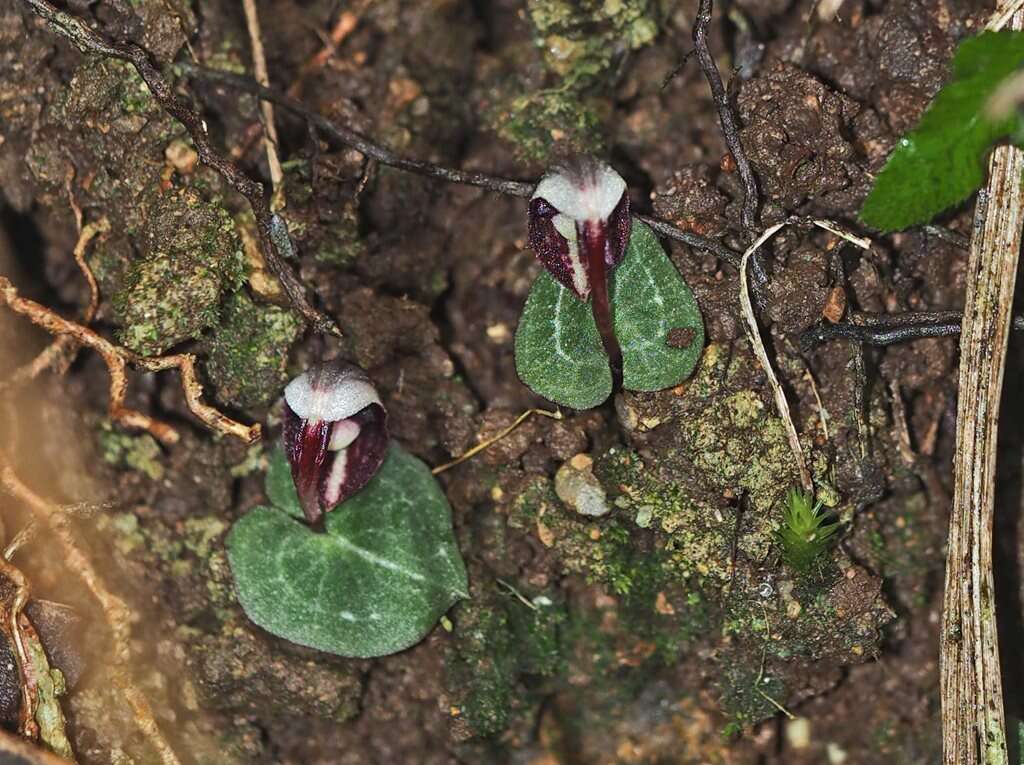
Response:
[[555, 456, 610, 517]]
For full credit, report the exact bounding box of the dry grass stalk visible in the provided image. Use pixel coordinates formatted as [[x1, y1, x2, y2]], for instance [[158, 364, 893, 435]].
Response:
[[737, 219, 871, 495], [241, 0, 284, 196], [940, 8, 1024, 764]]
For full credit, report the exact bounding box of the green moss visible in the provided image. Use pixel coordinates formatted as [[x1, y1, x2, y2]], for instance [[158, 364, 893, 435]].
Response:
[[205, 292, 301, 409], [776, 488, 840, 573], [313, 205, 366, 267], [112, 188, 247, 356], [509, 477, 645, 593], [527, 0, 660, 83], [448, 595, 529, 737], [487, 88, 604, 163], [279, 164, 367, 268], [715, 655, 786, 728], [98, 422, 165, 480]]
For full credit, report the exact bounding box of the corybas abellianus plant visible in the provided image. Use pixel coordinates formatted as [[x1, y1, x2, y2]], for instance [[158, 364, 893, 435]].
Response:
[[528, 157, 631, 386], [282, 360, 388, 527]]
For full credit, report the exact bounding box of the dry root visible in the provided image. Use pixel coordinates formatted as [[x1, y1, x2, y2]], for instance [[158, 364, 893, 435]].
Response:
[[0, 276, 260, 445]]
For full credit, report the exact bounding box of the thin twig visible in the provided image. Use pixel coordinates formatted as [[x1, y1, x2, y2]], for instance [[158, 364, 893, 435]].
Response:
[[801, 312, 1024, 347], [432, 408, 562, 475], [182, 64, 746, 265], [692, 0, 759, 233], [20, 0, 338, 336], [637, 214, 740, 265], [183, 63, 536, 197], [241, 0, 284, 199], [0, 276, 260, 444]]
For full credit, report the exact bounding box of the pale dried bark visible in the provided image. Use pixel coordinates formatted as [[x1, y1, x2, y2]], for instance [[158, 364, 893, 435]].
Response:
[[940, 9, 1024, 763]]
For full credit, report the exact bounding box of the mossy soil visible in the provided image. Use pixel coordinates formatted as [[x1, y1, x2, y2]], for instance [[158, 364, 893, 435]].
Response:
[[0, 0, 1017, 763]]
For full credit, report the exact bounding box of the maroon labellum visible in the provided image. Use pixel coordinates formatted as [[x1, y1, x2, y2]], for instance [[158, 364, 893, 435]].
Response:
[[528, 157, 631, 386], [282, 360, 388, 527]]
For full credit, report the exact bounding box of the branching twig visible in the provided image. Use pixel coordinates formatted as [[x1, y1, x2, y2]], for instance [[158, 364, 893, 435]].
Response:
[[0, 276, 260, 444], [20, 0, 338, 336], [4, 217, 109, 389]]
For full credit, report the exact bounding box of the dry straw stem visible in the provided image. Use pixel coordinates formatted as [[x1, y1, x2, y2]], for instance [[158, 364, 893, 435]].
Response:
[[432, 407, 563, 475], [240, 0, 284, 199], [0, 276, 261, 445], [0, 461, 180, 765], [738, 218, 871, 495], [940, 7, 1024, 764]]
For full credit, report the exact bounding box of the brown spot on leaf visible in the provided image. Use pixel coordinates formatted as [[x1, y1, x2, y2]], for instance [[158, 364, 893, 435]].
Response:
[[666, 327, 696, 349]]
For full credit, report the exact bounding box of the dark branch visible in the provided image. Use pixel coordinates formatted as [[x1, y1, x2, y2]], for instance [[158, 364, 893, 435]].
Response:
[[180, 64, 746, 266], [693, 0, 760, 234], [181, 63, 536, 198], [800, 310, 1024, 348], [638, 215, 739, 266], [21, 0, 339, 336]]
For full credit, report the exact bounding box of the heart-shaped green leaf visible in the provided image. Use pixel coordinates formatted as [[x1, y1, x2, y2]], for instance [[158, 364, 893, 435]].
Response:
[[515, 220, 705, 409], [228, 443, 469, 658], [264, 444, 303, 519]]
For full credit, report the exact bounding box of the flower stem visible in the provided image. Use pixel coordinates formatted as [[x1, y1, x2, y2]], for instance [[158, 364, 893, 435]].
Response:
[[583, 222, 623, 389]]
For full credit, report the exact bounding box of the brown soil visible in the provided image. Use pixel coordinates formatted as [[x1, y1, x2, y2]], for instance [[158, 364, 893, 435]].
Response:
[[0, 0, 1017, 763]]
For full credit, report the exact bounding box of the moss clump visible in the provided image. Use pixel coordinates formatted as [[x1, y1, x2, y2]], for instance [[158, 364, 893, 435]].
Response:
[[527, 0, 660, 83], [205, 292, 301, 409], [714, 653, 787, 729], [112, 188, 246, 356], [98, 422, 164, 480], [278, 162, 367, 268], [448, 589, 567, 738], [487, 88, 604, 164]]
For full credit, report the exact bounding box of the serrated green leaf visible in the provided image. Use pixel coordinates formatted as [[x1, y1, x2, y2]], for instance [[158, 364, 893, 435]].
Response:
[[514, 220, 705, 409], [860, 31, 1024, 232], [228, 442, 469, 658], [264, 445, 304, 519]]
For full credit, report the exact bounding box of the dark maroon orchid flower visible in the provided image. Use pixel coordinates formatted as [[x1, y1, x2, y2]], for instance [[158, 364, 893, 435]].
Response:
[[528, 157, 631, 385], [282, 360, 388, 527]]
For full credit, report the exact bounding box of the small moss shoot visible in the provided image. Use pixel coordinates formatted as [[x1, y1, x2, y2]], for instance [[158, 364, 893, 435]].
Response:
[[776, 488, 839, 573]]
